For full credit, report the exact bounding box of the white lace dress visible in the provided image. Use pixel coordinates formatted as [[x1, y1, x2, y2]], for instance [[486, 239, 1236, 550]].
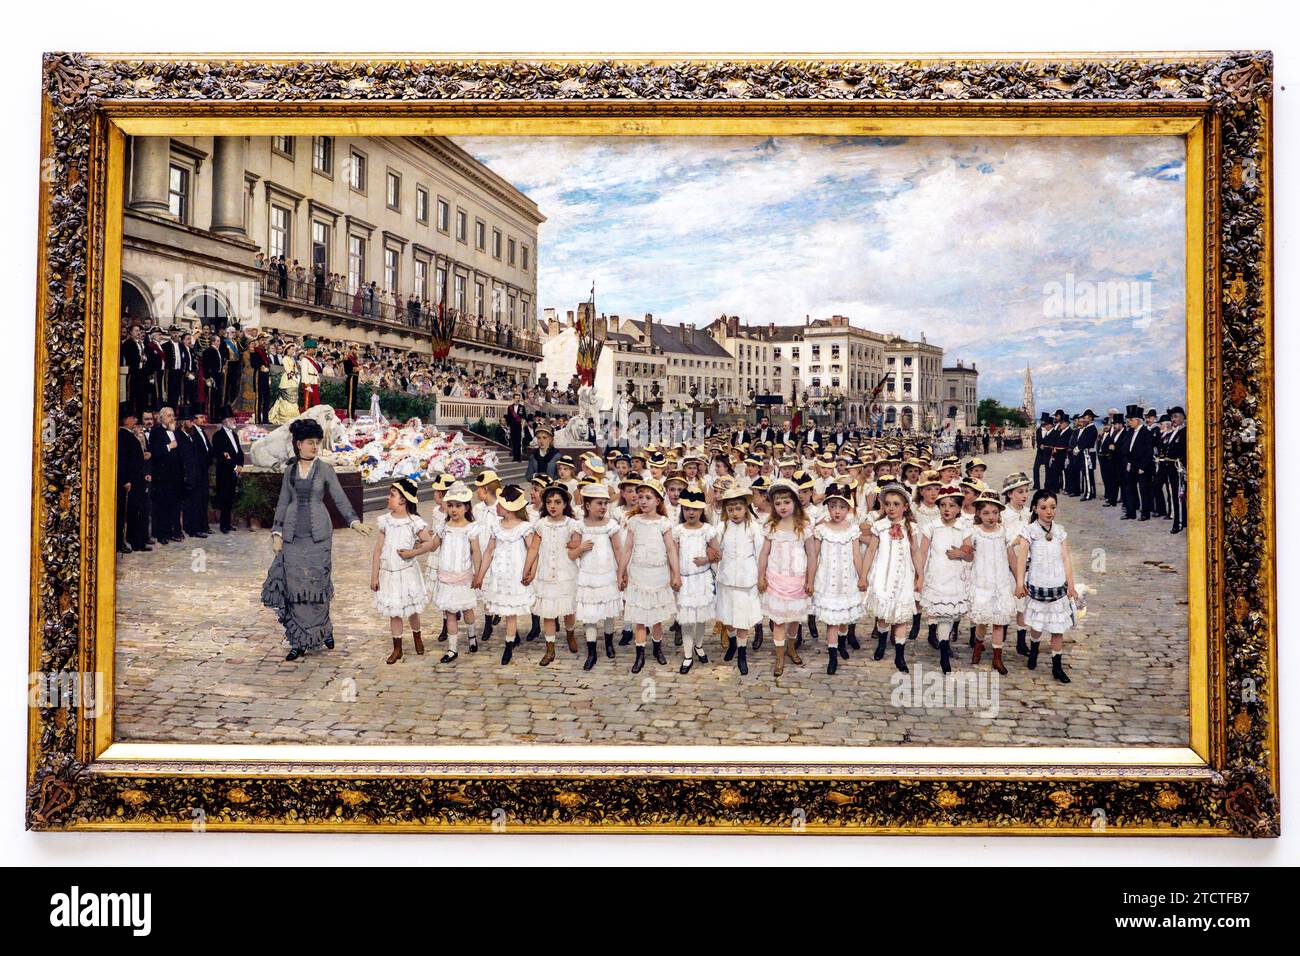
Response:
[[919, 521, 970, 620], [622, 514, 676, 626], [864, 518, 918, 625], [715, 520, 765, 629], [531, 516, 580, 619], [812, 523, 862, 625], [761, 524, 812, 624], [575, 519, 623, 624], [1002, 505, 1031, 613], [433, 522, 478, 614], [672, 524, 718, 625], [483, 519, 535, 617], [1019, 521, 1074, 633], [374, 513, 430, 618], [914, 502, 941, 533], [968, 525, 1017, 626]]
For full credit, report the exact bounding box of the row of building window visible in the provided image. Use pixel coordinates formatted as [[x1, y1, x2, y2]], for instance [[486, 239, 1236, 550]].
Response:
[[271, 135, 531, 273]]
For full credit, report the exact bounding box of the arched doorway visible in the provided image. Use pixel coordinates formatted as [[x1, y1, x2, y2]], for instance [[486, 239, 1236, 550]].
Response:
[[901, 407, 914, 432], [121, 279, 153, 329], [185, 287, 232, 332], [885, 406, 896, 426]]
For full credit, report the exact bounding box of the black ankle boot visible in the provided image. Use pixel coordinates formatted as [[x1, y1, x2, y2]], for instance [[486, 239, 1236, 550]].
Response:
[[604, 633, 615, 659], [1016, 628, 1029, 656], [652, 640, 667, 665], [806, 615, 819, 643], [873, 629, 889, 660], [583, 642, 597, 671], [926, 623, 939, 649], [481, 617, 494, 643], [619, 628, 633, 646], [894, 641, 908, 673], [1027, 641, 1041, 670], [724, 634, 737, 661], [1052, 655, 1071, 683], [939, 639, 951, 674], [846, 623, 860, 650], [672, 622, 682, 647], [827, 646, 839, 675], [753, 624, 763, 650], [500, 639, 514, 665], [794, 624, 804, 649], [737, 646, 749, 675], [909, 613, 921, 643], [968, 624, 977, 648], [526, 615, 540, 642], [631, 646, 646, 674], [837, 633, 850, 660]]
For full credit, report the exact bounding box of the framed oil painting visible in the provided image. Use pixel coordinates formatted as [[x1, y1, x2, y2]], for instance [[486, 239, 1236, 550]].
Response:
[[27, 51, 1277, 835]]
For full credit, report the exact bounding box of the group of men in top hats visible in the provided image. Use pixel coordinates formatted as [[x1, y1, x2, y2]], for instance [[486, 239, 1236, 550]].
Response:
[[120, 322, 254, 422], [1032, 404, 1187, 534]]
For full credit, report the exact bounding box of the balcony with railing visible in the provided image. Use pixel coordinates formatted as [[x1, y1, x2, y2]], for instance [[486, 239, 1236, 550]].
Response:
[[255, 274, 542, 359]]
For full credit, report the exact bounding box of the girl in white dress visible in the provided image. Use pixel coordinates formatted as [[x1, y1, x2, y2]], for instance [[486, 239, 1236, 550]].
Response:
[[371, 478, 435, 664], [715, 486, 765, 675], [617, 479, 681, 674], [570, 484, 624, 670], [758, 481, 815, 677], [918, 485, 972, 674], [429, 484, 482, 663], [860, 484, 925, 673], [671, 488, 721, 673], [422, 474, 449, 641], [1014, 489, 1079, 683], [809, 483, 865, 675], [526, 485, 581, 666], [472, 470, 503, 646], [473, 485, 535, 665], [1000, 472, 1033, 657], [967, 490, 1018, 676]]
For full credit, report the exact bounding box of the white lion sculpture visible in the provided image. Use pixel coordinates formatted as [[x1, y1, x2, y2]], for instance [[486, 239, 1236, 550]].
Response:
[[249, 404, 346, 469]]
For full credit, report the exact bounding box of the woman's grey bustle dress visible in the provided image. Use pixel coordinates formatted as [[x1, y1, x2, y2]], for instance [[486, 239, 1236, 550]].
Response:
[[260, 457, 359, 651]]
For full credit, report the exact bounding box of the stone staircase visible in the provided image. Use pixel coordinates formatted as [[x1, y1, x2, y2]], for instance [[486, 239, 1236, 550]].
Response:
[[360, 428, 527, 513]]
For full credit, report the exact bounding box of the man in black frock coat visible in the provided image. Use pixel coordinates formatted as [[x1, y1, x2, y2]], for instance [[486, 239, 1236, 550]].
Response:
[[117, 412, 148, 553], [1119, 404, 1154, 520], [147, 407, 185, 543], [177, 415, 212, 538], [211, 407, 244, 533]]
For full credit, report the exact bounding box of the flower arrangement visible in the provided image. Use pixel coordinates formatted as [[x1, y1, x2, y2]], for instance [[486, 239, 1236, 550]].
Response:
[[328, 416, 497, 484]]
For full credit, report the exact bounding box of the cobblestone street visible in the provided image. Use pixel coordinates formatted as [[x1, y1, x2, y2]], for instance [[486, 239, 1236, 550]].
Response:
[[113, 446, 1189, 748]]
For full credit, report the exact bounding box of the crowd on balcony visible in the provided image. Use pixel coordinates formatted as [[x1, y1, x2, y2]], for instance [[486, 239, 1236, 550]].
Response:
[[252, 251, 541, 354]]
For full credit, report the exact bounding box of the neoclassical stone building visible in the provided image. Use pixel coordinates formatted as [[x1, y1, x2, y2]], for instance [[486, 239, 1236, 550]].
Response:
[[120, 134, 545, 380]]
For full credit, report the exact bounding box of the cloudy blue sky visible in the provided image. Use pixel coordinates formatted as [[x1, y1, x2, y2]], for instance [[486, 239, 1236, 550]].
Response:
[[455, 134, 1187, 412]]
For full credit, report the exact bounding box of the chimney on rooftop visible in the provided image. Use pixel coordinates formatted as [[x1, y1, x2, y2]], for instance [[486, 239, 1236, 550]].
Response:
[[768, 321, 775, 339]]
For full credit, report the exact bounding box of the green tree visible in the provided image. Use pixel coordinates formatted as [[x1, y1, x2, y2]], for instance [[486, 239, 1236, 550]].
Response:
[[977, 398, 1029, 428]]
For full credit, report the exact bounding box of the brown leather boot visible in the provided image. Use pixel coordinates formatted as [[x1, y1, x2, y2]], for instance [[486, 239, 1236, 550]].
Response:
[[971, 638, 984, 666], [786, 639, 803, 666], [540, 642, 556, 666], [386, 638, 402, 665], [412, 631, 425, 655], [991, 647, 1007, 675], [774, 642, 786, 677], [565, 629, 578, 653]]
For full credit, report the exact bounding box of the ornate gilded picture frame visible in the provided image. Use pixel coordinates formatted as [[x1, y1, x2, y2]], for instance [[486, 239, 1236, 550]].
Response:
[[28, 51, 1276, 835]]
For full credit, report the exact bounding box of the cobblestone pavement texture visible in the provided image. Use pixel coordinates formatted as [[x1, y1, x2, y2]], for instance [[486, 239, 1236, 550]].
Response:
[[114, 447, 1189, 748]]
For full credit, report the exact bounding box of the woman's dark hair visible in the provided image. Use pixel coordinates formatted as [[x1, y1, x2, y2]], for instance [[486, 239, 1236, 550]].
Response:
[[1029, 488, 1058, 525], [289, 417, 325, 457], [540, 485, 575, 518]]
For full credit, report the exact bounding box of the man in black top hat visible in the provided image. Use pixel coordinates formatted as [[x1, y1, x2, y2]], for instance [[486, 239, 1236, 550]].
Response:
[[211, 406, 244, 534], [117, 411, 147, 554], [1098, 412, 1123, 506], [147, 406, 185, 543], [1044, 409, 1069, 492], [1074, 409, 1098, 501], [120, 324, 152, 418], [1119, 404, 1154, 520], [178, 412, 212, 538], [1165, 406, 1188, 534], [1144, 408, 1168, 517], [1032, 411, 1052, 489], [1064, 414, 1082, 496]]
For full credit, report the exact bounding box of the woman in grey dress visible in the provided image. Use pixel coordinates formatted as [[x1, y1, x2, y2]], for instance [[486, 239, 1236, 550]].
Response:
[[261, 418, 371, 660]]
